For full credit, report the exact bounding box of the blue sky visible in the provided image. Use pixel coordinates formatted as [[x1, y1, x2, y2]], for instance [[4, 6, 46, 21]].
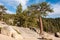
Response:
[[0, 0, 60, 18]]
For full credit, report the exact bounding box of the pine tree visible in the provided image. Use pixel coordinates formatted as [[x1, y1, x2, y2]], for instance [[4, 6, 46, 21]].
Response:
[[28, 2, 53, 35], [16, 4, 22, 15]]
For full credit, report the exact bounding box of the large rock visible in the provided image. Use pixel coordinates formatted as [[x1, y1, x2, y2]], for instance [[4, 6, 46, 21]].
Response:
[[0, 34, 16, 40], [55, 32, 60, 37], [1, 26, 14, 36], [41, 32, 54, 40], [1, 26, 23, 40]]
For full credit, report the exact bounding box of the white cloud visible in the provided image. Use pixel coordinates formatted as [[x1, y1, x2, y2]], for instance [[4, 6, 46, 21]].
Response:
[[0, 0, 29, 14], [15, 0, 29, 10], [51, 4, 60, 14], [0, 0, 46, 10], [6, 10, 15, 14], [1, 0, 29, 10], [0, 2, 15, 14], [0, 0, 19, 9], [47, 3, 60, 18]]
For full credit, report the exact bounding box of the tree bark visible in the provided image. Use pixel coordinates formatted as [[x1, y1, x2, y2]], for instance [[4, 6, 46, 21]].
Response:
[[1, 14, 3, 21], [39, 17, 43, 35]]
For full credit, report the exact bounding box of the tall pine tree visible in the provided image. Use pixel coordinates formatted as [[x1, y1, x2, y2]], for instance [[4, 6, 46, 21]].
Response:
[[16, 4, 22, 15]]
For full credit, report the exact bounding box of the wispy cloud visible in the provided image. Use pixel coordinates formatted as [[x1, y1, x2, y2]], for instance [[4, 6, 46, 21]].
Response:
[[15, 0, 29, 10], [0, 0, 29, 9], [6, 10, 15, 14], [47, 3, 60, 18], [0, 0, 29, 13], [0, 0, 19, 9]]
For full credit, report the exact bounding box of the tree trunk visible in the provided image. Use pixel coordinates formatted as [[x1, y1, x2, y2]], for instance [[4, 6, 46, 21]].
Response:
[[39, 17, 43, 35], [1, 14, 3, 21]]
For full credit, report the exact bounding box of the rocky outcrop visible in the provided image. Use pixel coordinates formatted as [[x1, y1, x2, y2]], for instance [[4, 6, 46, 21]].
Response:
[[1, 25, 23, 40], [0, 34, 16, 40], [1, 21, 60, 40], [40, 32, 54, 40], [55, 32, 60, 37]]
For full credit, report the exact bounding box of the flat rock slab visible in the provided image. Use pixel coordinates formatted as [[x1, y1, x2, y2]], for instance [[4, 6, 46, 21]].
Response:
[[0, 34, 17, 40]]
